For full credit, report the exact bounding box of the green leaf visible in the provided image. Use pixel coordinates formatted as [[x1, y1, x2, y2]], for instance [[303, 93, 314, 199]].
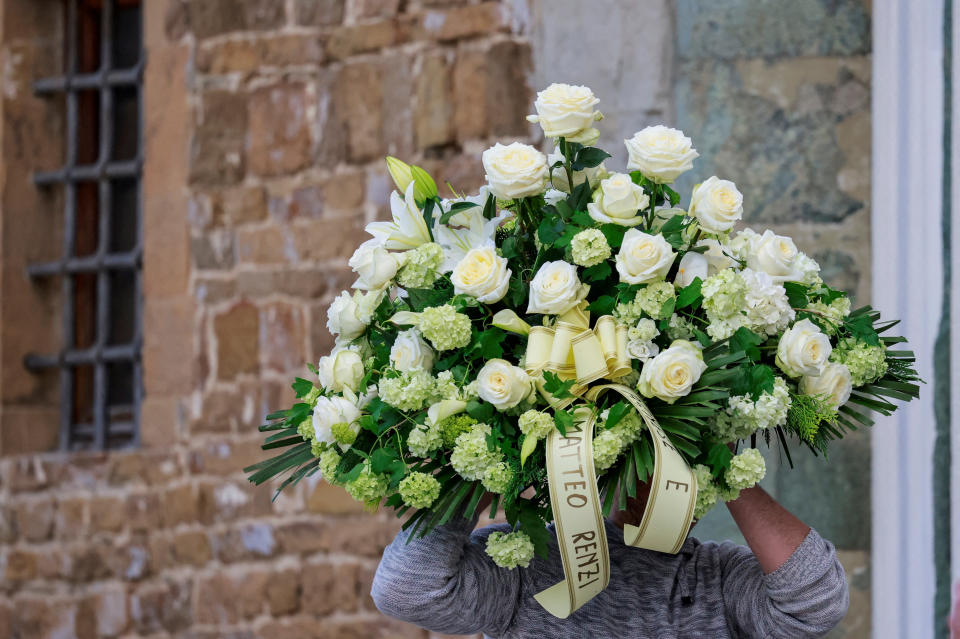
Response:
[[730, 364, 776, 400], [553, 409, 574, 436], [600, 224, 628, 248], [586, 295, 616, 315], [693, 329, 712, 347], [439, 201, 479, 225], [543, 370, 577, 400], [675, 277, 703, 310], [845, 313, 881, 346], [466, 399, 495, 423], [663, 184, 681, 207], [604, 401, 631, 429], [518, 504, 551, 559], [783, 282, 808, 309], [582, 261, 612, 282], [572, 147, 611, 170], [706, 443, 733, 475], [406, 286, 452, 312], [659, 296, 676, 320], [555, 225, 579, 248], [729, 327, 764, 362], [538, 217, 565, 245], [292, 377, 314, 398], [500, 235, 520, 259], [571, 209, 594, 227], [470, 327, 506, 360], [568, 181, 593, 212], [482, 192, 496, 220]]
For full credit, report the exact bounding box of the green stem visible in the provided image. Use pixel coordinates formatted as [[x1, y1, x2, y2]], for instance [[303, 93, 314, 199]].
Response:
[[647, 184, 659, 230]]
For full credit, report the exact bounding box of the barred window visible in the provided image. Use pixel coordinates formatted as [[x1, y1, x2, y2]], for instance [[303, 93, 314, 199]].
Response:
[[26, 0, 144, 451]]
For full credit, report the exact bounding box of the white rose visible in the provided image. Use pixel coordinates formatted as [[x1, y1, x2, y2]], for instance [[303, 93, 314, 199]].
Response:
[[746, 229, 803, 283], [800, 362, 853, 410], [625, 125, 699, 184], [527, 260, 589, 315], [326, 291, 367, 340], [477, 359, 534, 410], [527, 83, 602, 143], [637, 340, 707, 403], [689, 176, 743, 233], [674, 251, 708, 288], [586, 173, 650, 226], [776, 318, 832, 378], [547, 150, 607, 193], [482, 142, 549, 200], [312, 395, 362, 446], [317, 346, 364, 392], [615, 229, 677, 285], [349, 238, 401, 290], [389, 328, 435, 373], [451, 246, 511, 303], [627, 339, 660, 363]]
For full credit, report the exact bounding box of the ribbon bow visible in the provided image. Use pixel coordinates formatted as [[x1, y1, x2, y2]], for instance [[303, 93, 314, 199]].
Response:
[[523, 302, 632, 401]]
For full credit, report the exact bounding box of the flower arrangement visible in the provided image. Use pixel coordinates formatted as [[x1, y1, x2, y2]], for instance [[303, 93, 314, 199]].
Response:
[[246, 83, 920, 574]]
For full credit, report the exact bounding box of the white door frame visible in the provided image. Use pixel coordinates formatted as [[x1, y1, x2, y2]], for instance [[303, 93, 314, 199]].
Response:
[[871, 1, 944, 637]]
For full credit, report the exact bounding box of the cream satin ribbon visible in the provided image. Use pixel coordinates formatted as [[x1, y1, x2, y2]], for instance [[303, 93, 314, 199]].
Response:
[[533, 383, 698, 619], [522, 302, 632, 409]]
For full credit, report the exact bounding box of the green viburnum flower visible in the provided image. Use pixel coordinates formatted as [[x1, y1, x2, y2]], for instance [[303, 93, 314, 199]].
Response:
[[610, 410, 645, 447], [725, 448, 766, 490], [303, 385, 322, 407], [319, 448, 342, 485], [570, 228, 612, 267], [518, 409, 554, 440], [485, 530, 535, 569], [397, 242, 444, 288], [398, 471, 441, 508], [330, 422, 357, 446], [720, 484, 741, 503], [807, 297, 851, 335], [450, 423, 501, 481], [712, 377, 791, 443], [419, 305, 472, 351], [628, 318, 660, 343], [379, 369, 436, 412], [345, 463, 389, 503], [702, 269, 748, 319], [311, 439, 326, 458], [614, 282, 677, 324], [481, 461, 513, 494], [693, 464, 720, 520], [592, 429, 623, 471], [437, 414, 479, 448], [297, 416, 314, 441], [434, 370, 460, 401], [830, 338, 887, 386], [407, 422, 443, 457], [666, 313, 696, 341]]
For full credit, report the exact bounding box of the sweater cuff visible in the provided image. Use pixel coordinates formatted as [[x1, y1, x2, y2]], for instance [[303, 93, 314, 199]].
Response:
[[763, 528, 833, 591]]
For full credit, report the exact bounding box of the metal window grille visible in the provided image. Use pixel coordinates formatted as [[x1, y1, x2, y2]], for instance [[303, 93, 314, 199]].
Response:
[[25, 0, 144, 451]]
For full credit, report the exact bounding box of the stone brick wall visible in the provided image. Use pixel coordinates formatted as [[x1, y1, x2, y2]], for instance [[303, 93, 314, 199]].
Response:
[[0, 0, 531, 637]]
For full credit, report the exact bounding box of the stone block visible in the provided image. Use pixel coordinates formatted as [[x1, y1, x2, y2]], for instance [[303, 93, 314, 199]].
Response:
[[90, 495, 126, 533], [5, 548, 38, 581], [290, 216, 368, 263], [214, 301, 261, 380], [143, 297, 196, 396], [195, 569, 270, 624], [140, 395, 182, 448], [190, 91, 248, 186], [337, 62, 384, 162], [79, 584, 129, 638], [326, 20, 399, 60], [162, 483, 199, 526], [173, 530, 213, 567], [197, 480, 272, 524], [125, 492, 164, 531], [248, 83, 314, 177], [295, 0, 345, 26], [192, 230, 236, 270], [188, 0, 286, 38], [309, 301, 338, 362], [301, 560, 360, 615], [350, 0, 402, 20], [408, 2, 509, 41], [260, 302, 307, 373], [197, 35, 324, 75], [213, 185, 268, 226], [190, 438, 265, 476], [236, 225, 290, 265], [10, 598, 78, 639], [108, 450, 182, 486], [130, 578, 193, 634], [191, 384, 260, 434], [267, 568, 301, 616], [415, 51, 453, 149], [14, 497, 55, 542]]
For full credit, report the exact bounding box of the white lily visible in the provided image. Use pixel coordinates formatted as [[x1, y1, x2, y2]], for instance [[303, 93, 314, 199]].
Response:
[[365, 182, 433, 250], [434, 204, 513, 273]]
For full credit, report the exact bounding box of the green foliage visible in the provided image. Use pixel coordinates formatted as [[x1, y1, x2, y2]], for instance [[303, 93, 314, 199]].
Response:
[[675, 277, 703, 310], [553, 409, 574, 436], [729, 327, 764, 362], [542, 370, 576, 399], [787, 393, 837, 447]]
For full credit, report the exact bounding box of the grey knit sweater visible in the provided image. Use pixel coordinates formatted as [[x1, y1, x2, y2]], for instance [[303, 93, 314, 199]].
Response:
[[371, 516, 849, 638]]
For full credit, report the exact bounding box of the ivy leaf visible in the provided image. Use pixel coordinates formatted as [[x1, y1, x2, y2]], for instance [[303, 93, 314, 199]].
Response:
[[659, 296, 676, 320], [470, 327, 506, 360], [571, 209, 594, 227], [367, 397, 404, 431], [693, 328, 712, 347], [659, 214, 687, 250], [507, 276, 528, 308], [292, 377, 314, 398], [542, 370, 576, 400], [582, 261, 612, 283], [731, 364, 776, 400], [500, 235, 520, 259], [371, 448, 407, 485], [553, 409, 574, 436], [407, 286, 452, 311], [662, 184, 682, 207], [554, 200, 574, 221], [518, 503, 552, 559], [572, 147, 611, 171], [706, 443, 733, 475], [555, 225, 579, 248], [675, 277, 703, 310], [845, 314, 881, 346], [438, 201, 479, 225], [783, 282, 808, 309], [729, 326, 764, 362], [585, 295, 616, 315], [568, 181, 592, 212]]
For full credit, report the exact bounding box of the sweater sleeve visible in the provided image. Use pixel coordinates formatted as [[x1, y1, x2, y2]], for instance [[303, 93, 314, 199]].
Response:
[[370, 517, 521, 637], [718, 528, 849, 638]]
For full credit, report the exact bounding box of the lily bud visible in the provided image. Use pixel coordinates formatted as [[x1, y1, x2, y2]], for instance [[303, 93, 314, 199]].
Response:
[[385, 156, 414, 193], [410, 164, 438, 202]]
